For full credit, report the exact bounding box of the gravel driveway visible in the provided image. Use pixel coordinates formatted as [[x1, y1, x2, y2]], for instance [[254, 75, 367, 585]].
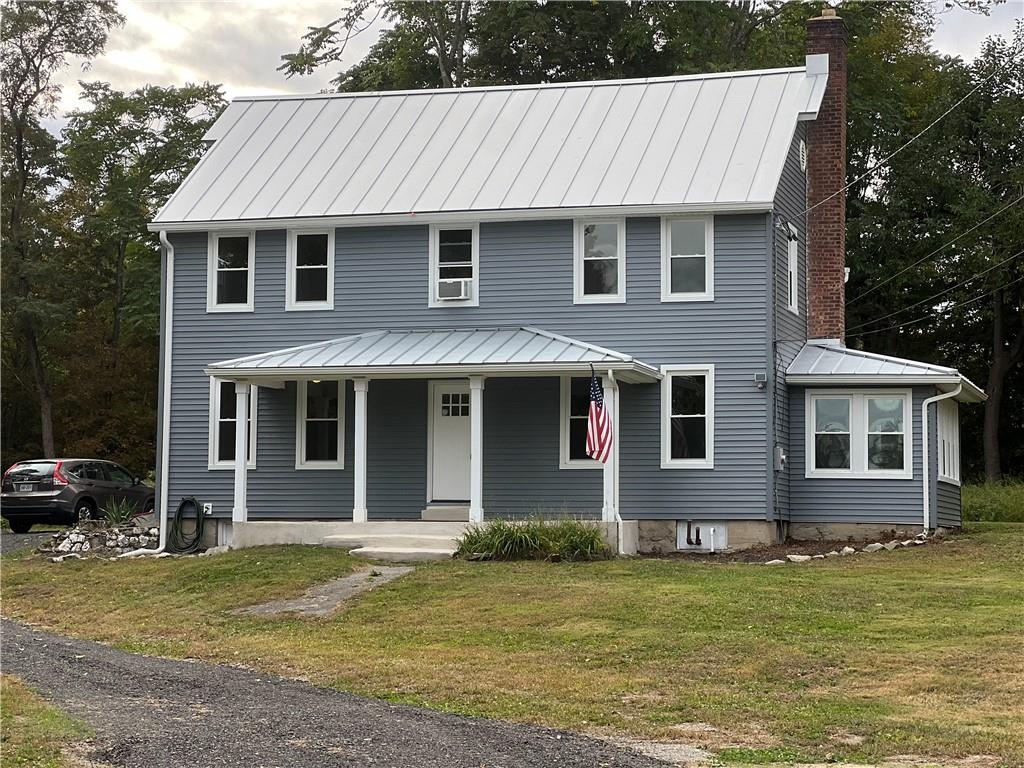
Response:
[[0, 529, 55, 555], [1, 619, 670, 768]]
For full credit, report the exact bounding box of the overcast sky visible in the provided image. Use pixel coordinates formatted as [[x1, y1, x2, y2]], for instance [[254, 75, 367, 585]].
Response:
[[49, 0, 1022, 128]]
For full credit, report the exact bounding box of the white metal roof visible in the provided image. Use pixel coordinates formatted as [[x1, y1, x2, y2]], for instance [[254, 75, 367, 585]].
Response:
[[153, 57, 829, 228], [206, 327, 661, 383], [786, 340, 986, 402]]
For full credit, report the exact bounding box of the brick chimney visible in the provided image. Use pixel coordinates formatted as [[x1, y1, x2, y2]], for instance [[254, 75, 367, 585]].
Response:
[[805, 7, 848, 342]]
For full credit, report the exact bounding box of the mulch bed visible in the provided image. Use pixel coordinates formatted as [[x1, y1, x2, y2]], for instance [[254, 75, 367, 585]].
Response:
[[652, 537, 896, 563]]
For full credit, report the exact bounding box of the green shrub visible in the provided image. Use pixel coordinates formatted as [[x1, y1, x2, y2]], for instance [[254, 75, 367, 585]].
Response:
[[101, 498, 136, 525], [962, 481, 1024, 523], [455, 518, 611, 561]]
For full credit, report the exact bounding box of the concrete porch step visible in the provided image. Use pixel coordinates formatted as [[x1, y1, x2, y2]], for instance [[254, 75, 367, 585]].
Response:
[[420, 506, 470, 522], [348, 546, 456, 562], [322, 533, 459, 550]]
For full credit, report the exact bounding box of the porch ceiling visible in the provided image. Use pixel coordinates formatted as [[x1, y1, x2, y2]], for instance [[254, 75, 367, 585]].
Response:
[[205, 327, 661, 384]]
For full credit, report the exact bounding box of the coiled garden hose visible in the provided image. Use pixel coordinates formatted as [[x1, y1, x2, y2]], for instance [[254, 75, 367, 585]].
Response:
[[167, 496, 206, 554]]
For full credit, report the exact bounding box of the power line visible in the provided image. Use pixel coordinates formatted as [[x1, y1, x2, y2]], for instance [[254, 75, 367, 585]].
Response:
[[847, 192, 1024, 305], [796, 53, 1017, 221], [849, 273, 1024, 338], [846, 247, 1024, 333]]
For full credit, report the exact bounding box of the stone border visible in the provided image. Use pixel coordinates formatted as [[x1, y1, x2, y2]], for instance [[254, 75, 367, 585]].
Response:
[[763, 530, 940, 566]]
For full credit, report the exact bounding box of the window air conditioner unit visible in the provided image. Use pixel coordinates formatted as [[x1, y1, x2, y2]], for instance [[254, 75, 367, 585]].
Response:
[[437, 278, 471, 301]]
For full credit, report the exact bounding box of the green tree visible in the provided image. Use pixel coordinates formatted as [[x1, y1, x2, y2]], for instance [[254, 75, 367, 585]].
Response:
[[1, 0, 123, 457]]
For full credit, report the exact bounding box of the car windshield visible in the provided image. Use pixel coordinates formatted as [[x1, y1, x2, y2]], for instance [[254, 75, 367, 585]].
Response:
[[7, 462, 55, 479]]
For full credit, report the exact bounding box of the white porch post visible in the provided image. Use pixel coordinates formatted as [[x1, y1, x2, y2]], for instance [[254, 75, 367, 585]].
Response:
[[231, 382, 249, 523], [469, 376, 485, 523], [353, 378, 369, 523], [601, 374, 618, 523]]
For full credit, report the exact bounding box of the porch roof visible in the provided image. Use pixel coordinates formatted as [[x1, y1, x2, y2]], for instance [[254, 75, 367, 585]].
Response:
[[786, 340, 986, 402], [205, 327, 661, 384]]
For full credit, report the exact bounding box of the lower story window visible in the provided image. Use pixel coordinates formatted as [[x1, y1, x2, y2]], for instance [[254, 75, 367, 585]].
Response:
[[296, 380, 344, 469], [209, 379, 257, 469], [806, 391, 911, 479], [560, 376, 599, 468], [661, 365, 714, 469]]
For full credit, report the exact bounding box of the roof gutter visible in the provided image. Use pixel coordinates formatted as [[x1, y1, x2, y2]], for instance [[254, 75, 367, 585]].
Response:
[[921, 384, 961, 533]]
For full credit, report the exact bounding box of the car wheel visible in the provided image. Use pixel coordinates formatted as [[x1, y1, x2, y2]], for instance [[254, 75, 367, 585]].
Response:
[[75, 499, 97, 523], [8, 519, 32, 534]]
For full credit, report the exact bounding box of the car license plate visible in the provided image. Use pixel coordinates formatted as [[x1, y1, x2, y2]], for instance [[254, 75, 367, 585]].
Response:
[[16, 483, 32, 492]]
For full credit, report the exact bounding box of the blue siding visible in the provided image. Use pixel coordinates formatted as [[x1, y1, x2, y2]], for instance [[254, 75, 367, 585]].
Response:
[[789, 385, 930, 526], [166, 214, 773, 521], [772, 127, 808, 521], [936, 482, 961, 528]]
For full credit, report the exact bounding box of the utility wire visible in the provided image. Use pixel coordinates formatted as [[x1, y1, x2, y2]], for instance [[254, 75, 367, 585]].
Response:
[[797, 53, 1017, 221], [847, 192, 1024, 305], [849, 273, 1024, 338], [847, 247, 1024, 333]]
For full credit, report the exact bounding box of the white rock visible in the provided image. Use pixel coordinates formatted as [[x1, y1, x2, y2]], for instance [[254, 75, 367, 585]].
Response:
[[863, 543, 885, 553], [883, 541, 900, 551], [69, 533, 86, 544], [911, 539, 926, 546], [812, 554, 826, 559], [901, 540, 915, 547], [764, 559, 786, 566], [148, 528, 159, 537], [138, 536, 150, 547], [840, 546, 856, 555], [825, 551, 840, 557], [56, 539, 72, 553], [787, 554, 812, 563], [81, 541, 91, 552]]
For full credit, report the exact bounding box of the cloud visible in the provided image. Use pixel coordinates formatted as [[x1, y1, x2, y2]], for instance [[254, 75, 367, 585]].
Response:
[[52, 0, 390, 118]]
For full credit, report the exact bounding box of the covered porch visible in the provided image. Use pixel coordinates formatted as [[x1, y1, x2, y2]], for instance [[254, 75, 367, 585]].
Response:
[[206, 328, 659, 547]]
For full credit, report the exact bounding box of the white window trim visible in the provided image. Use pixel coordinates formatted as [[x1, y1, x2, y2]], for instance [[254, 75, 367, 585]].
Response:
[[208, 378, 257, 470], [786, 223, 799, 315], [660, 364, 715, 469], [573, 217, 626, 304], [660, 216, 714, 302], [558, 375, 601, 470], [294, 379, 345, 470], [428, 222, 479, 308], [286, 229, 335, 311], [937, 398, 961, 485], [207, 231, 255, 313], [804, 389, 913, 480]]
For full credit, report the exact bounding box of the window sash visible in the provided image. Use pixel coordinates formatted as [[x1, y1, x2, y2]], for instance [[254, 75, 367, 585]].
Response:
[[209, 380, 256, 469], [661, 217, 713, 301], [560, 376, 599, 468], [287, 230, 334, 309], [937, 399, 960, 483], [574, 219, 625, 303], [296, 380, 344, 469], [208, 233, 254, 311], [429, 224, 478, 306], [661, 366, 714, 468], [806, 391, 912, 479]]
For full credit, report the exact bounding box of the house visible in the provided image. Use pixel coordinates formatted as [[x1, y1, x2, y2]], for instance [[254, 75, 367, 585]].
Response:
[[147, 9, 983, 556]]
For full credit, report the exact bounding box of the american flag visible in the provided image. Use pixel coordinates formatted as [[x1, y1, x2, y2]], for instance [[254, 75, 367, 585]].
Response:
[[586, 371, 613, 463]]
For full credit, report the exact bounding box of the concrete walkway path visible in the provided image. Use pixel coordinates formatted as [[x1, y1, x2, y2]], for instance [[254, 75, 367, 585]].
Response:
[[1, 619, 671, 768]]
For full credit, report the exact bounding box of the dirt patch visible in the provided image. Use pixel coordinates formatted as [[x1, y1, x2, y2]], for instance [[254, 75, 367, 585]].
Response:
[[234, 566, 413, 617]]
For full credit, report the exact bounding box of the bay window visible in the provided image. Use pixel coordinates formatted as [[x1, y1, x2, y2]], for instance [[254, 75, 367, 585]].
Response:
[[806, 391, 912, 479]]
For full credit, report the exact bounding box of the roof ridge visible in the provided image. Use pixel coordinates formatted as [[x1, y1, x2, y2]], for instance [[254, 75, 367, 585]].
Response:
[[229, 65, 808, 104]]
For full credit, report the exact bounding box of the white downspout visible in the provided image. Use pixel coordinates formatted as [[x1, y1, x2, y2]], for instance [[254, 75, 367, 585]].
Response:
[[921, 384, 961, 533], [122, 231, 174, 558]]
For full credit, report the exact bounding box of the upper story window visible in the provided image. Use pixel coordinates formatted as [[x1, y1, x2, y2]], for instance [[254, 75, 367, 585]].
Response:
[[207, 232, 254, 312], [937, 399, 960, 484], [208, 379, 257, 469], [806, 390, 912, 479], [287, 230, 334, 310], [429, 223, 478, 307], [661, 365, 714, 469], [661, 216, 713, 302], [559, 376, 600, 469], [574, 219, 625, 304], [786, 224, 799, 314], [296, 380, 344, 469]]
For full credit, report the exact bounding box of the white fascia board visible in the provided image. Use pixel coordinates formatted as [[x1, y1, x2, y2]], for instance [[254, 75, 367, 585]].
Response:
[[148, 201, 773, 233], [786, 374, 986, 402], [203, 361, 662, 384]]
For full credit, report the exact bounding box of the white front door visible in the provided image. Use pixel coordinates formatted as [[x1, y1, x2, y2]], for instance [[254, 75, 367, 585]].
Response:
[[430, 381, 471, 501]]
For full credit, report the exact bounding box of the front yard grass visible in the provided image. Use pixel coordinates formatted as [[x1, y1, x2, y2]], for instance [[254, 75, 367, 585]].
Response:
[[0, 675, 91, 767], [2, 524, 1022, 766]]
